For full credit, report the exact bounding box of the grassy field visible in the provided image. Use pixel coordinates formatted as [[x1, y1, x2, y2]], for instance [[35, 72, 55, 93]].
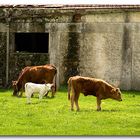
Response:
[[0, 87, 140, 136]]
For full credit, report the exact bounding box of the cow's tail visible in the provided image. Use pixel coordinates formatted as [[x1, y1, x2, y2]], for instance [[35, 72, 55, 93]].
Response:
[[54, 69, 57, 92], [68, 77, 72, 100]]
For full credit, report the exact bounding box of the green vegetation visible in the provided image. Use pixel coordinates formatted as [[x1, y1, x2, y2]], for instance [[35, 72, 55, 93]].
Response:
[[0, 87, 140, 136]]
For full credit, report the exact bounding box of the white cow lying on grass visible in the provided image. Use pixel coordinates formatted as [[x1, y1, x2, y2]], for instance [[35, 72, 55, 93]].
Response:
[[25, 82, 54, 103]]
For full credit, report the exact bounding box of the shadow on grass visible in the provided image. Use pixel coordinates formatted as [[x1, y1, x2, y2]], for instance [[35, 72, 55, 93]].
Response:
[[26, 102, 39, 105], [101, 109, 121, 112], [45, 96, 55, 99], [74, 109, 121, 113], [12, 95, 55, 100], [26, 100, 48, 105], [69, 108, 95, 113]]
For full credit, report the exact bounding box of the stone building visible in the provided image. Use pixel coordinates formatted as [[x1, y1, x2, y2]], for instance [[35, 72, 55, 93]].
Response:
[[0, 4, 140, 90]]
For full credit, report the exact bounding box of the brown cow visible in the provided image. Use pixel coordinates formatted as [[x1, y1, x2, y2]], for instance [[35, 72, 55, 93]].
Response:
[[12, 64, 57, 97], [68, 76, 122, 111]]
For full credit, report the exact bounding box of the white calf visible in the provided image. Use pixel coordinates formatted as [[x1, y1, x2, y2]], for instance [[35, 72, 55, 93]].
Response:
[[25, 82, 53, 103]]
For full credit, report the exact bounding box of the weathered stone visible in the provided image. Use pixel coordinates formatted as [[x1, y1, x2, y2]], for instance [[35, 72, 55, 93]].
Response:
[[0, 6, 140, 90]]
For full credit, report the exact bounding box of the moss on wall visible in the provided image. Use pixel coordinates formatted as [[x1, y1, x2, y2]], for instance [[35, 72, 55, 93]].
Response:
[[0, 32, 6, 87], [9, 53, 49, 85], [64, 14, 81, 83]]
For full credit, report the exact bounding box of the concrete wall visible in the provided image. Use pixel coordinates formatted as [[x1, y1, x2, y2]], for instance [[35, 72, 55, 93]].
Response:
[[0, 31, 6, 87], [79, 12, 140, 90], [60, 11, 140, 90], [0, 7, 140, 90]]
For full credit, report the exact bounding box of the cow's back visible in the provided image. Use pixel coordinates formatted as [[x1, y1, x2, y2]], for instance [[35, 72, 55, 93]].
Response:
[[28, 65, 56, 83], [70, 76, 106, 96], [17, 64, 57, 89]]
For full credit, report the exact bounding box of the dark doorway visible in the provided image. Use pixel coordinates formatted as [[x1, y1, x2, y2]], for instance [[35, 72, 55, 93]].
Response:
[[15, 33, 49, 53]]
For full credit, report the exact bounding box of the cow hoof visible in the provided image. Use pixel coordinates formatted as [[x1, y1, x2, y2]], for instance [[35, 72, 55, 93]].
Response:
[[97, 108, 101, 111], [71, 108, 74, 111], [12, 95, 17, 97], [31, 95, 34, 98]]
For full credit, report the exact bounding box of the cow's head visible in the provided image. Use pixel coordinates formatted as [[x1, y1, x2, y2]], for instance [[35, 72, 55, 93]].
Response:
[[12, 81, 19, 96], [46, 83, 56, 97], [111, 88, 122, 101]]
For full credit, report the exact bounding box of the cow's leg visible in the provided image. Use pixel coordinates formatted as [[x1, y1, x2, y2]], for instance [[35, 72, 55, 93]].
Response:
[[96, 97, 101, 111], [18, 88, 24, 97], [19, 91, 23, 97], [70, 87, 75, 111], [15, 91, 19, 97], [51, 86, 55, 98], [39, 92, 43, 101], [25, 88, 31, 104], [31, 94, 34, 98], [39, 94, 42, 100], [13, 90, 18, 96], [70, 94, 74, 111], [27, 97, 31, 104], [27, 93, 32, 104], [51, 91, 55, 98], [74, 93, 80, 111], [19, 85, 24, 97], [44, 91, 49, 97]]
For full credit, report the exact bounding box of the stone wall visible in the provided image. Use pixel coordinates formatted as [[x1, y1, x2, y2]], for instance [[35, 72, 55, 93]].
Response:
[[58, 11, 140, 90], [0, 7, 140, 90], [9, 53, 49, 85], [78, 12, 140, 90], [0, 32, 6, 87]]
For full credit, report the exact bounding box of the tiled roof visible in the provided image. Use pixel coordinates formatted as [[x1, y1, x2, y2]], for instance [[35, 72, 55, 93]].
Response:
[[0, 4, 140, 9], [63, 4, 140, 9]]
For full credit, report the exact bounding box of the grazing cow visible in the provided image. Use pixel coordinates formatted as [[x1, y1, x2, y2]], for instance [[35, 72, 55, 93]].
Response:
[[68, 76, 122, 111], [12, 64, 57, 97], [25, 82, 54, 103]]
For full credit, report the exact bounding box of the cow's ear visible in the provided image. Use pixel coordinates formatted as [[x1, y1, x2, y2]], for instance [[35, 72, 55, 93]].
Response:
[[116, 88, 120, 92]]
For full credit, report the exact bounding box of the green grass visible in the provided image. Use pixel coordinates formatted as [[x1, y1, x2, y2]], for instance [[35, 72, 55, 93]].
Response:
[[0, 87, 140, 136]]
